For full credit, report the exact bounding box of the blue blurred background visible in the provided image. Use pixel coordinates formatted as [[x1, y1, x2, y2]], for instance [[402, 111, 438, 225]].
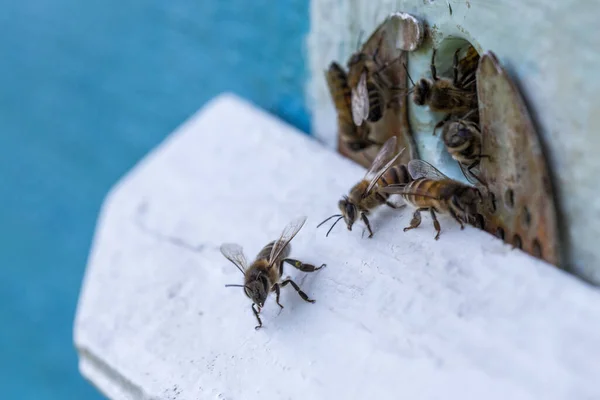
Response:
[[0, 1, 310, 398]]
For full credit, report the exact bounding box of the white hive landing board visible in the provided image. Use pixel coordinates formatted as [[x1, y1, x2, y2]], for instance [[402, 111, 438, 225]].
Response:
[[75, 94, 600, 400]]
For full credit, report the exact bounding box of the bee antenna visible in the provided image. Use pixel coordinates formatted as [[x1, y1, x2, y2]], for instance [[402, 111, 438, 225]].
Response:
[[225, 284, 247, 288], [325, 216, 344, 237], [462, 109, 477, 120], [356, 30, 365, 51], [403, 63, 416, 87], [317, 214, 342, 228]]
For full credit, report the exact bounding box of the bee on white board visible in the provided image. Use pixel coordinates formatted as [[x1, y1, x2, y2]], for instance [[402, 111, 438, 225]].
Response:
[[381, 159, 482, 239], [318, 136, 409, 238], [221, 216, 325, 330]]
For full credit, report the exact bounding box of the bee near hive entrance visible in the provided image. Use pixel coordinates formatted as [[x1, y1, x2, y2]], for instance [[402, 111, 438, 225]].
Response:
[[325, 13, 424, 169], [327, 13, 561, 267], [405, 36, 482, 184]]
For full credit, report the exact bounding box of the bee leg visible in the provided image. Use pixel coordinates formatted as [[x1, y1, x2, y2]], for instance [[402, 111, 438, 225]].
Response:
[[361, 213, 374, 238], [283, 258, 326, 273], [376, 193, 398, 209], [403, 208, 424, 232], [430, 209, 442, 240], [371, 34, 385, 63], [433, 114, 451, 135], [431, 49, 439, 81], [281, 279, 315, 303], [449, 209, 465, 230], [453, 49, 460, 85], [462, 77, 477, 89], [252, 303, 263, 330], [466, 161, 487, 186], [459, 69, 477, 88], [272, 283, 284, 310]]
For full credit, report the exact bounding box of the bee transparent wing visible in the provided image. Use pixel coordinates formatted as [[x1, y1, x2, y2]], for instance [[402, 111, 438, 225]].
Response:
[[458, 162, 480, 186], [220, 243, 248, 275], [364, 136, 397, 180], [379, 183, 406, 195], [268, 216, 307, 266], [351, 72, 369, 126], [365, 147, 406, 196], [380, 183, 440, 199], [408, 159, 449, 181]]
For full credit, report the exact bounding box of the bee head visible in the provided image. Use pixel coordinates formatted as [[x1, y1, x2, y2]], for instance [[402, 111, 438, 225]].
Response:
[[412, 79, 431, 106], [444, 122, 471, 147], [244, 274, 269, 308], [338, 197, 358, 231]]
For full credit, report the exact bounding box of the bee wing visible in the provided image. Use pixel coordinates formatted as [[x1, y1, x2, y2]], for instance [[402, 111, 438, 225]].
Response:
[[408, 159, 449, 181], [379, 183, 406, 195], [364, 147, 406, 196], [364, 136, 397, 180], [458, 162, 480, 186], [220, 243, 248, 275], [351, 72, 369, 126], [268, 216, 307, 266], [380, 183, 440, 199]]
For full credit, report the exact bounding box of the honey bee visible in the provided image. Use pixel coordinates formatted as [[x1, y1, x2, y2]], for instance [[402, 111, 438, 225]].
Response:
[[325, 62, 378, 151], [441, 111, 488, 185], [410, 48, 479, 134], [317, 136, 409, 238], [381, 159, 482, 240], [347, 33, 402, 127], [221, 216, 325, 330]]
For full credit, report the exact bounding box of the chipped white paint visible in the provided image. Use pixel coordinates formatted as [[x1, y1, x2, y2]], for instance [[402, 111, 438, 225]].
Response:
[[306, 0, 600, 283], [75, 94, 600, 400]]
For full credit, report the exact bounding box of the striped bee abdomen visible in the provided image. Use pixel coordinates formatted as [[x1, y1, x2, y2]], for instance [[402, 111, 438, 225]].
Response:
[[326, 62, 353, 122], [366, 82, 383, 122], [400, 179, 447, 212], [379, 164, 412, 187]]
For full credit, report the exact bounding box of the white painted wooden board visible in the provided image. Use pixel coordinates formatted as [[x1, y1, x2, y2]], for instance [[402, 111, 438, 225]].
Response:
[[75, 94, 600, 400], [306, 0, 600, 283]]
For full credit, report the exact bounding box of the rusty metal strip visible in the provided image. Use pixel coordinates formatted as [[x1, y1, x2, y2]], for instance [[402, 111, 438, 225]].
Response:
[[477, 52, 561, 266]]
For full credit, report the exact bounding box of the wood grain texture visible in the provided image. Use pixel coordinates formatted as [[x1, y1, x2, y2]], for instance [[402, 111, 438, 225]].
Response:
[[308, 0, 600, 283]]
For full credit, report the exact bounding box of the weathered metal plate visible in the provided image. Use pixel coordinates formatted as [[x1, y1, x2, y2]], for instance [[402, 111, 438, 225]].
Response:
[[476, 52, 561, 267], [337, 13, 423, 167]]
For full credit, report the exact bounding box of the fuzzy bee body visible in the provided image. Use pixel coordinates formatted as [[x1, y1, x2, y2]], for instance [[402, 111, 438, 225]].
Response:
[[411, 48, 480, 135], [247, 240, 291, 289], [442, 119, 485, 185], [221, 217, 325, 330], [400, 178, 468, 215], [346, 30, 404, 128], [347, 54, 386, 125], [418, 78, 478, 114], [347, 163, 411, 212], [326, 62, 375, 151], [382, 160, 482, 240]]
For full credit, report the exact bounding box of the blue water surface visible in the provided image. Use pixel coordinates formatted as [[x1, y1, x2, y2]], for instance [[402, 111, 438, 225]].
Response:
[[0, 1, 310, 398]]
